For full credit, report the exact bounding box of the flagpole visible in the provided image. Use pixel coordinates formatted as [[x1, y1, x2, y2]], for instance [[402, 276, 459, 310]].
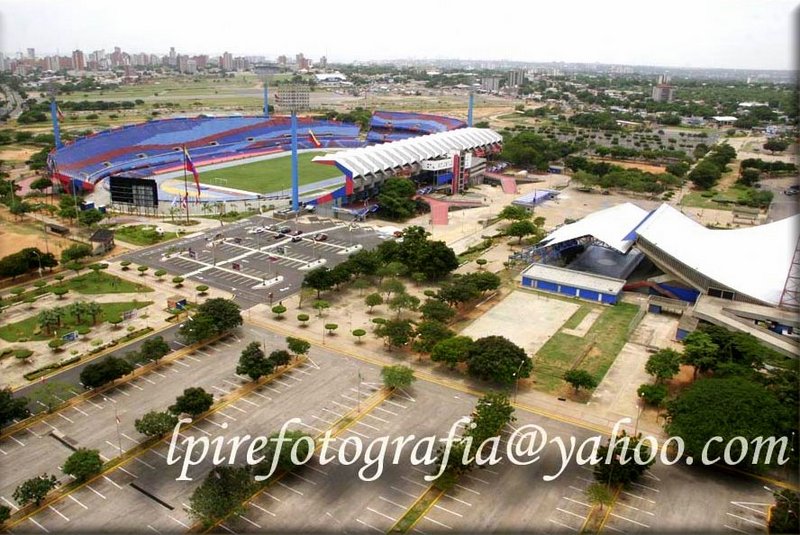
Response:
[[182, 145, 190, 224]]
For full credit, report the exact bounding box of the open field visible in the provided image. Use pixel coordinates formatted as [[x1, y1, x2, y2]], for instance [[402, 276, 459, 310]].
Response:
[[589, 158, 667, 173], [198, 152, 342, 193]]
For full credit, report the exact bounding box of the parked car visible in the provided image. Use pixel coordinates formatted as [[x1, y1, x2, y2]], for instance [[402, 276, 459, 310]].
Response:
[[291, 230, 303, 236], [291, 236, 303, 243], [279, 227, 291, 234], [313, 233, 328, 241]]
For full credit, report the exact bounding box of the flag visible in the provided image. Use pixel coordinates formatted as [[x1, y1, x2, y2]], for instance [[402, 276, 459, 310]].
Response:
[[56, 106, 65, 121], [307, 129, 321, 148], [181, 195, 188, 209], [171, 195, 179, 207], [183, 147, 201, 197]]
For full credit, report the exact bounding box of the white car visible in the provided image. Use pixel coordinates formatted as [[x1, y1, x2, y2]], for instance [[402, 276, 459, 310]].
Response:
[[247, 226, 266, 234]]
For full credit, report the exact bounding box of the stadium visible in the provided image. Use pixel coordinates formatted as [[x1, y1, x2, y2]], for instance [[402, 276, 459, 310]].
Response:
[[512, 202, 800, 357], [46, 107, 501, 212]]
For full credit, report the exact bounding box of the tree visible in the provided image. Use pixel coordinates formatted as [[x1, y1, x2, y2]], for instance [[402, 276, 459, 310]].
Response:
[[431, 336, 474, 370], [139, 336, 170, 362], [286, 337, 310, 359], [65, 261, 83, 277], [195, 284, 209, 296], [37, 308, 61, 335], [80, 356, 134, 389], [187, 466, 256, 526], [120, 260, 131, 271], [563, 369, 598, 394], [593, 431, 654, 486], [134, 410, 179, 437], [0, 387, 30, 429], [61, 243, 92, 264], [388, 292, 420, 317], [154, 269, 167, 281], [470, 392, 516, 444], [739, 167, 761, 186], [236, 341, 273, 381], [476, 258, 488, 270], [645, 348, 681, 383], [324, 323, 338, 335], [380, 278, 406, 299], [498, 204, 532, 221], [377, 177, 418, 220], [268, 349, 292, 368], [254, 430, 312, 475], [506, 220, 537, 244], [297, 313, 310, 326], [271, 304, 287, 319], [586, 483, 614, 512], [62, 448, 103, 482], [352, 277, 371, 295], [769, 489, 799, 535], [352, 329, 367, 343], [172, 276, 184, 288], [136, 265, 149, 277], [365, 292, 383, 313], [688, 160, 721, 190], [413, 320, 453, 354], [85, 302, 102, 325], [0, 504, 9, 525], [375, 319, 415, 349], [682, 331, 719, 379], [312, 299, 330, 317], [665, 377, 787, 467], [419, 299, 455, 323], [30, 177, 53, 192], [467, 336, 532, 385], [170, 387, 214, 417], [78, 208, 104, 227], [637, 383, 668, 407], [763, 139, 789, 154], [13, 474, 58, 507], [196, 298, 242, 332], [302, 266, 334, 298], [381, 365, 416, 390]]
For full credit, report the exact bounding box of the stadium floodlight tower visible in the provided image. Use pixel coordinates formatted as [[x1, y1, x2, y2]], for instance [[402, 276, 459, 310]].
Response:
[[47, 84, 63, 149], [275, 84, 310, 213]]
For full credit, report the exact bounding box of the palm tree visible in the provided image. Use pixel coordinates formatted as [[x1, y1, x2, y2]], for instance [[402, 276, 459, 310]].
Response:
[[37, 309, 60, 336], [85, 302, 103, 325], [68, 302, 88, 325], [586, 482, 614, 513]]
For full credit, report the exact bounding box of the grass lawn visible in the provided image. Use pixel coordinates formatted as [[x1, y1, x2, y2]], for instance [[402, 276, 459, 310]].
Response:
[[533, 302, 639, 394], [198, 152, 343, 194], [114, 225, 181, 246], [60, 271, 154, 294], [0, 300, 152, 342], [679, 186, 757, 212]]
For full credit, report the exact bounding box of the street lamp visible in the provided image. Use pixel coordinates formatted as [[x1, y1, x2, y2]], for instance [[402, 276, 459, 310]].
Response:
[[513, 359, 526, 403], [634, 392, 644, 436], [30, 249, 43, 277]]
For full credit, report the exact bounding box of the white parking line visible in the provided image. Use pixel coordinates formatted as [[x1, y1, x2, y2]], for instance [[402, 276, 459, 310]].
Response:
[[8, 435, 25, 446], [564, 497, 591, 508], [128, 382, 144, 391], [228, 404, 248, 414], [422, 515, 452, 530], [548, 519, 578, 532], [28, 517, 50, 532], [48, 505, 69, 522], [276, 481, 303, 496], [443, 495, 472, 507], [71, 406, 89, 416], [217, 411, 237, 421], [249, 502, 276, 517], [134, 457, 156, 469], [289, 472, 318, 486], [726, 513, 765, 527], [401, 476, 428, 489], [723, 524, 750, 534], [118, 467, 138, 478], [616, 501, 655, 515], [356, 421, 379, 431], [556, 508, 585, 520], [57, 413, 74, 424], [237, 514, 262, 529], [141, 377, 156, 385], [250, 391, 272, 401], [223, 379, 242, 388], [383, 399, 408, 410], [455, 484, 481, 496], [103, 475, 122, 489], [147, 525, 161, 533], [212, 385, 229, 394], [610, 512, 650, 528], [375, 406, 398, 417], [168, 515, 190, 529], [366, 507, 396, 522], [173, 359, 190, 368], [67, 494, 88, 509], [631, 482, 659, 492], [85, 484, 107, 499], [1, 496, 18, 510], [114, 388, 131, 397], [365, 413, 388, 424], [186, 355, 201, 363], [356, 518, 383, 533], [238, 397, 259, 407], [621, 491, 656, 504]]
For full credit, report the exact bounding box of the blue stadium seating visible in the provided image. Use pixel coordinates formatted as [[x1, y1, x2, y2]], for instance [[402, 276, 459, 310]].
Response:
[[366, 111, 465, 144]]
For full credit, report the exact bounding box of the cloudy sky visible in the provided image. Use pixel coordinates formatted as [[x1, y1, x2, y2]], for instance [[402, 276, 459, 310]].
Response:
[[0, 0, 795, 70]]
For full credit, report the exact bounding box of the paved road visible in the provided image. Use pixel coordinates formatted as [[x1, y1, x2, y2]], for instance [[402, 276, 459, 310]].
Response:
[[0, 84, 24, 120], [12, 323, 184, 404], [762, 176, 799, 223]]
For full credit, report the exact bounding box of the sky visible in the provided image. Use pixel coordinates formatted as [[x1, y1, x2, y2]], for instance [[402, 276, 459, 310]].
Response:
[[0, 0, 796, 70]]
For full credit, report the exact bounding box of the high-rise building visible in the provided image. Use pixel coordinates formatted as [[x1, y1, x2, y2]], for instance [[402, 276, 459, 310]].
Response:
[[186, 59, 197, 74], [651, 74, 675, 103], [72, 49, 86, 70], [0, 53, 6, 72], [507, 69, 526, 87], [169, 47, 177, 66], [318, 55, 327, 69], [177, 54, 189, 73], [193, 55, 208, 70], [295, 53, 309, 70], [220, 51, 233, 71], [26, 48, 35, 60], [481, 76, 501, 92], [111, 46, 123, 67], [277, 55, 287, 66]]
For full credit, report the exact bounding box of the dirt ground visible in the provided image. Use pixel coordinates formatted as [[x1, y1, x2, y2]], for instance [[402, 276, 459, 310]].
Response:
[[0, 148, 37, 162], [0, 214, 75, 259], [589, 158, 667, 174]]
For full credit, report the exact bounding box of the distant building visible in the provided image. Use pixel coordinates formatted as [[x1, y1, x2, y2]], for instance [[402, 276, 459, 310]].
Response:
[[169, 47, 177, 66], [481, 76, 501, 92], [220, 51, 233, 71], [26, 48, 35, 60], [318, 55, 327, 68], [507, 69, 526, 87], [277, 55, 287, 66], [71, 50, 85, 70], [651, 74, 674, 103]]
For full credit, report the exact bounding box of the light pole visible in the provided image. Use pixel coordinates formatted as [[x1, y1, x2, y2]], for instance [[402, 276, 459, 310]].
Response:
[[513, 359, 525, 403], [30, 249, 43, 278], [634, 392, 644, 436], [104, 396, 123, 456]]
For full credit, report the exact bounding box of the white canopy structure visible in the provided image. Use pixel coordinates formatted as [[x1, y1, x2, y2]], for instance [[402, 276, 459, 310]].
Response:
[[538, 202, 649, 254], [312, 128, 502, 179], [634, 204, 799, 306]]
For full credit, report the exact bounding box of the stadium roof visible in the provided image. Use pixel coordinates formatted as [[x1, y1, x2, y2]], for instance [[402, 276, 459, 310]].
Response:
[[313, 127, 501, 179], [634, 204, 799, 306], [538, 202, 649, 254]]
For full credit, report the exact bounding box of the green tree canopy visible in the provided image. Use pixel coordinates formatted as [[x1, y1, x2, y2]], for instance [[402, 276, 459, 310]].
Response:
[[0, 387, 30, 429], [381, 365, 416, 390], [187, 466, 256, 527], [563, 369, 598, 393], [62, 448, 103, 481], [645, 348, 681, 383], [236, 341, 273, 381], [467, 336, 532, 385], [134, 410, 179, 437], [13, 474, 58, 507], [431, 336, 474, 370], [170, 387, 214, 417]]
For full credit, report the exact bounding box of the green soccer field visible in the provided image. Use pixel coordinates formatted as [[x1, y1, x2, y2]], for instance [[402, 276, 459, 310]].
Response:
[[197, 152, 343, 194]]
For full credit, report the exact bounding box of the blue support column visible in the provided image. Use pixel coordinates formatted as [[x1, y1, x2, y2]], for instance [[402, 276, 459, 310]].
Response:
[[467, 92, 474, 127], [263, 84, 269, 119], [290, 111, 299, 212], [49, 99, 63, 149]]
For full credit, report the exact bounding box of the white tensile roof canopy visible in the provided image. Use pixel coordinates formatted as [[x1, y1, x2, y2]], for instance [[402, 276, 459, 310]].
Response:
[[536, 202, 799, 306], [312, 127, 502, 179]]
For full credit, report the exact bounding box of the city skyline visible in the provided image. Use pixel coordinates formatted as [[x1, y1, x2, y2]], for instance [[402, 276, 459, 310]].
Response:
[[0, 0, 796, 71]]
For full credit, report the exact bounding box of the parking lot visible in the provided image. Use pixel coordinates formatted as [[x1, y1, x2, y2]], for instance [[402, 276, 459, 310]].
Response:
[[215, 382, 477, 534], [7, 335, 384, 534], [122, 215, 387, 307]]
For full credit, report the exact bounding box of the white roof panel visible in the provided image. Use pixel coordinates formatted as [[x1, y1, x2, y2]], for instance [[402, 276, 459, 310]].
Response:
[[539, 202, 650, 254], [312, 128, 502, 179], [635, 204, 799, 306]]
